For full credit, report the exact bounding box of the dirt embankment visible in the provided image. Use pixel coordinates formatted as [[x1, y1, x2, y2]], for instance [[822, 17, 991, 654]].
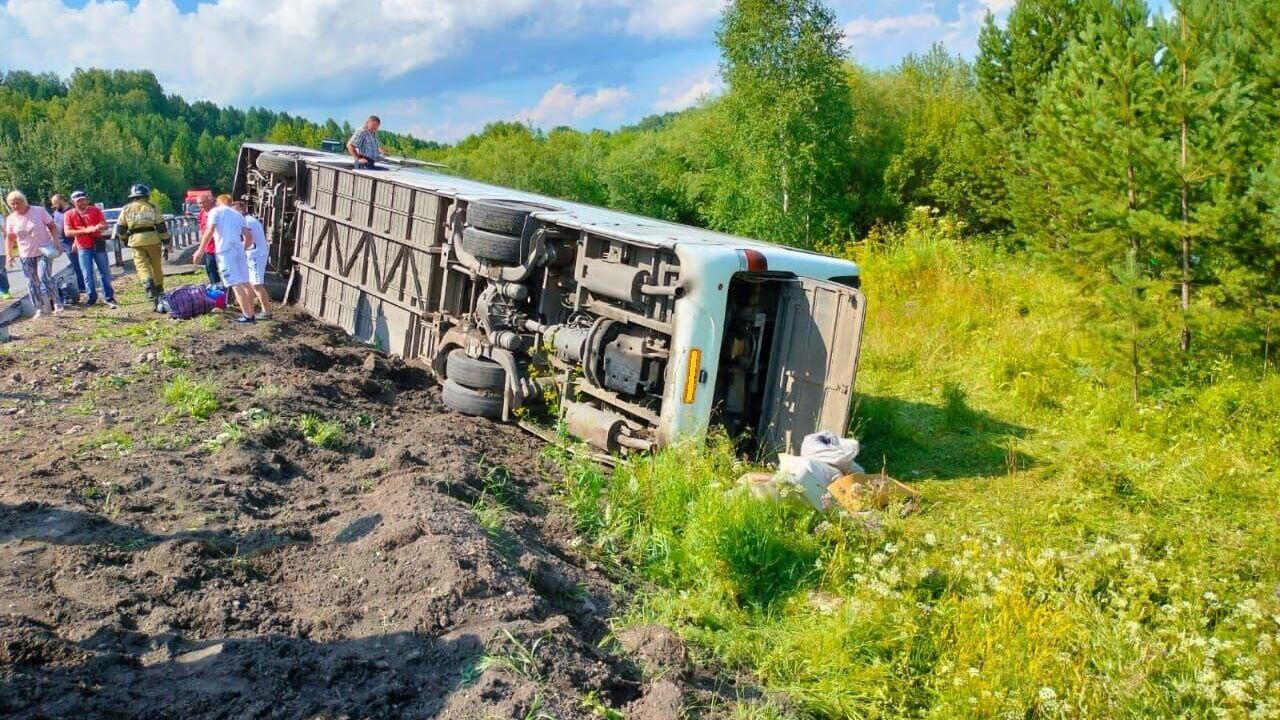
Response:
[[0, 281, 744, 719]]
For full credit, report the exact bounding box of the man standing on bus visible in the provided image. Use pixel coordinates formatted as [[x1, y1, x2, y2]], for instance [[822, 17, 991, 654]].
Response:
[[347, 115, 384, 170]]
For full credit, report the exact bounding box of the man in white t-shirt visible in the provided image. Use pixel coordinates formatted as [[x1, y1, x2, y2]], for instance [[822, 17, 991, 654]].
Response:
[[233, 201, 272, 320], [194, 194, 256, 323]]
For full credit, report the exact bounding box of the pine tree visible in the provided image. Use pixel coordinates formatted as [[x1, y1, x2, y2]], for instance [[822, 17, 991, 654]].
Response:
[[1223, 0, 1280, 365], [975, 0, 1096, 130], [954, 0, 1098, 230], [1154, 0, 1249, 352], [1015, 0, 1169, 401]]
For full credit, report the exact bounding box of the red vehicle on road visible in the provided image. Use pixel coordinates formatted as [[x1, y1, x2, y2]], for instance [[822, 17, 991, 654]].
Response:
[[183, 188, 213, 216]]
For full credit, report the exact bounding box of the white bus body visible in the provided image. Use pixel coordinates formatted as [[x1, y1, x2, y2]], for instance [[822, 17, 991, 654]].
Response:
[[234, 143, 866, 454]]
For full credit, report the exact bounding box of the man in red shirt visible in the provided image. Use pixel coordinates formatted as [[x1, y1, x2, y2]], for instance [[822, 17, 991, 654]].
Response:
[[63, 190, 117, 308], [196, 194, 220, 286]]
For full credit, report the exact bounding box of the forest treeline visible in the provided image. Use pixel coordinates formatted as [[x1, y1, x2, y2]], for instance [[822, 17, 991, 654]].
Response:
[[1, 0, 1276, 392], [0, 68, 439, 209]]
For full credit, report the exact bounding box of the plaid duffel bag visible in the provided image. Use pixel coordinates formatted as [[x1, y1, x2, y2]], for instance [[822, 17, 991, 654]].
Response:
[[162, 284, 219, 319]]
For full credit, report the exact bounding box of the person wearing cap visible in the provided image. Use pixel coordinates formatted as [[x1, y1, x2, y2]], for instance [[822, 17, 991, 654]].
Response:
[[4, 190, 63, 317], [115, 183, 171, 304], [195, 194, 256, 323], [63, 190, 117, 308], [49, 193, 85, 300]]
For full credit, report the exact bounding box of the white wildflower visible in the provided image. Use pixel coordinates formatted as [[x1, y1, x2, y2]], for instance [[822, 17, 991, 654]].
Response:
[[880, 567, 901, 586], [1257, 634, 1274, 653], [1222, 679, 1250, 704]]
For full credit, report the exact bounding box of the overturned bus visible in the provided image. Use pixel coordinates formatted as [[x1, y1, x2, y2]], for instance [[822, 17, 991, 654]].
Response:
[[232, 143, 866, 455]]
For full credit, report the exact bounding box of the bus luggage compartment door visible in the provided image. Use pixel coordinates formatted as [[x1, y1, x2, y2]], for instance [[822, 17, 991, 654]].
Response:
[[758, 280, 866, 455]]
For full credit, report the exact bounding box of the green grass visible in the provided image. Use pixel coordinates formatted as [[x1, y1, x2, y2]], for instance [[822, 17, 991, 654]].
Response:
[[298, 413, 346, 449], [157, 346, 188, 368], [77, 430, 135, 459], [472, 465, 519, 556], [91, 317, 185, 347], [195, 313, 221, 332], [556, 214, 1280, 719], [162, 374, 220, 420], [203, 421, 245, 451]]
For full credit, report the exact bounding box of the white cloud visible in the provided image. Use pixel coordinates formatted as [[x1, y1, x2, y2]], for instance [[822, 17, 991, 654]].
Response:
[[840, 2, 1018, 65], [622, 0, 728, 39], [980, 0, 1017, 12], [0, 0, 671, 107], [845, 12, 942, 39], [518, 84, 632, 127], [653, 65, 724, 112], [378, 92, 511, 142]]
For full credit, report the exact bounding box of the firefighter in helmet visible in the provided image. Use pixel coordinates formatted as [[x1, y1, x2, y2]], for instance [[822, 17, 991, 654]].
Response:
[[115, 183, 171, 304]]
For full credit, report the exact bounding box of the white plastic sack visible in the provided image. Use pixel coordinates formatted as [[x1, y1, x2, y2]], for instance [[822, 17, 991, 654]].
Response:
[[800, 432, 862, 474], [775, 454, 840, 510]]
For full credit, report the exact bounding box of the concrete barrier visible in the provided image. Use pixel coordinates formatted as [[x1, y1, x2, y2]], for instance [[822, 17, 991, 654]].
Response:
[[0, 257, 80, 333]]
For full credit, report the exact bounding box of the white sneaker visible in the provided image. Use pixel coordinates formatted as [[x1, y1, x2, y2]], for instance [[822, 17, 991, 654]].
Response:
[[32, 309, 43, 319], [53, 305, 65, 315]]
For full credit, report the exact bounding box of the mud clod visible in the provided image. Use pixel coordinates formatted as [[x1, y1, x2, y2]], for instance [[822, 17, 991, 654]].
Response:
[[618, 624, 688, 679]]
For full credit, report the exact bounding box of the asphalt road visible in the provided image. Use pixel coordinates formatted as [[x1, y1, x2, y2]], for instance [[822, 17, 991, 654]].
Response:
[[3, 245, 125, 304]]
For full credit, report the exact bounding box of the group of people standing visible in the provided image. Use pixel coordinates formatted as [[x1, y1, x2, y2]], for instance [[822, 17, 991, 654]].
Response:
[[3, 188, 118, 316], [195, 194, 271, 323], [3, 184, 270, 322]]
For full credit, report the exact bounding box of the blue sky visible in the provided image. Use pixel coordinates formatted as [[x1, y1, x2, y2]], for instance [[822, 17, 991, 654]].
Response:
[[4, 1, 1067, 142]]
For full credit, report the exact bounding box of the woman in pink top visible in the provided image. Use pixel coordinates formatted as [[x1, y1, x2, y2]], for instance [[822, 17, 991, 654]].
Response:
[[4, 190, 63, 316]]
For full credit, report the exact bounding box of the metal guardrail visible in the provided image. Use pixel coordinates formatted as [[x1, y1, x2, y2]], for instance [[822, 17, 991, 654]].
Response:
[[163, 215, 200, 261], [111, 215, 200, 266]]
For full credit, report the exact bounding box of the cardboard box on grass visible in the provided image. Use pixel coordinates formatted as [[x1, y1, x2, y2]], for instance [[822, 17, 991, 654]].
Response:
[[827, 472, 919, 514]]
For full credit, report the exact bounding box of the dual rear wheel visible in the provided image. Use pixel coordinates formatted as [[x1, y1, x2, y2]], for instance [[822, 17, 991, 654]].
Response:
[[444, 200, 544, 416], [461, 200, 538, 265], [442, 350, 505, 418]]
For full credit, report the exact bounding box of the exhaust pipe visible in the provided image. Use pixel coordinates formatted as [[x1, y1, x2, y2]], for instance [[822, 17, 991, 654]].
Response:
[[563, 400, 653, 454]]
